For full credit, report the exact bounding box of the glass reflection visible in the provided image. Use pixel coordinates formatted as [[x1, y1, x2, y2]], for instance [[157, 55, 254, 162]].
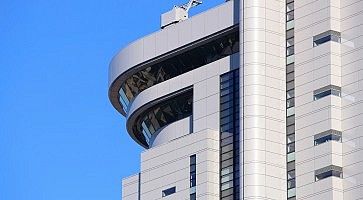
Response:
[[119, 30, 239, 111], [133, 89, 193, 147]]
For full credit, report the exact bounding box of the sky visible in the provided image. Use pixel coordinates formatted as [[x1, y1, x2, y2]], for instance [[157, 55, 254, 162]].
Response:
[[0, 0, 224, 199]]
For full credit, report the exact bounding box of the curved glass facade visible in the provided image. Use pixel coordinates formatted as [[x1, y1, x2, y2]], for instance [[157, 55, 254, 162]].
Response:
[[132, 89, 193, 147], [119, 29, 239, 111]]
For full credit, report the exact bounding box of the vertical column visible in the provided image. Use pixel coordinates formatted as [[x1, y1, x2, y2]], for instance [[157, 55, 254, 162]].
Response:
[[241, 0, 287, 199]]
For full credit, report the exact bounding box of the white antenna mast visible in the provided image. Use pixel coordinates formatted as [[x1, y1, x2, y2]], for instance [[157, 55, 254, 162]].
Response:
[[161, 0, 203, 29], [180, 0, 203, 13]]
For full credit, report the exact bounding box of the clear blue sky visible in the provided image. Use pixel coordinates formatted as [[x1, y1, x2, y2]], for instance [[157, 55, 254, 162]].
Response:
[[0, 0, 223, 199]]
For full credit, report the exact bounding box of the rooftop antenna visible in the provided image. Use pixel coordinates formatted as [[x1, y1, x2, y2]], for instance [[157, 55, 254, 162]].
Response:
[[161, 0, 203, 29]]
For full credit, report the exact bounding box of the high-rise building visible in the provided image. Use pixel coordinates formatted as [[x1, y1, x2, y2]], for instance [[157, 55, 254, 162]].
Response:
[[108, 0, 363, 199]]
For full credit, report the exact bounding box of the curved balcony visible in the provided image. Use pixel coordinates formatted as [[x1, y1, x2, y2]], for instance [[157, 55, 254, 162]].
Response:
[[109, 26, 239, 115], [126, 87, 193, 148]]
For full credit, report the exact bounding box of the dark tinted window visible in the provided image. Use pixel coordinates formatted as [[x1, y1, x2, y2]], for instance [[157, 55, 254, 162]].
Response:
[[162, 187, 176, 197]]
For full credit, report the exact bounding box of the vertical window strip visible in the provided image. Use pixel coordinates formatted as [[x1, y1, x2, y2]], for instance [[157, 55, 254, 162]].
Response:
[[190, 155, 197, 200], [286, 0, 296, 199], [220, 69, 240, 200]]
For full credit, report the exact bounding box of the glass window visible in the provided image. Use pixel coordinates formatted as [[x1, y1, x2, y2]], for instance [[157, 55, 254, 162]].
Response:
[[221, 158, 234, 168], [287, 55, 295, 65], [287, 20, 295, 30], [221, 100, 234, 110], [221, 151, 234, 161], [221, 173, 234, 184], [287, 152, 295, 162], [220, 108, 234, 119], [287, 2, 294, 12], [221, 122, 234, 132], [314, 85, 341, 100], [287, 38, 294, 48], [190, 175, 196, 187], [221, 181, 233, 191], [221, 131, 234, 140], [286, 63, 294, 74], [314, 130, 342, 146], [288, 170, 295, 180], [287, 178, 296, 189], [221, 188, 233, 198], [287, 89, 295, 99], [288, 188, 296, 198], [287, 72, 294, 82], [287, 81, 295, 91], [221, 143, 234, 154], [219, 69, 240, 200], [287, 98, 295, 108], [287, 142, 295, 153], [287, 115, 295, 126], [221, 136, 234, 146], [221, 166, 234, 176], [190, 155, 196, 165], [287, 125, 295, 135], [162, 187, 176, 197], [287, 134, 295, 144], [190, 193, 196, 200], [287, 107, 295, 117], [287, 29, 294, 39], [220, 93, 234, 104], [287, 161, 295, 171], [221, 115, 234, 125], [287, 46, 294, 56], [315, 165, 343, 181], [287, 11, 294, 21], [119, 29, 240, 111], [313, 30, 341, 47]]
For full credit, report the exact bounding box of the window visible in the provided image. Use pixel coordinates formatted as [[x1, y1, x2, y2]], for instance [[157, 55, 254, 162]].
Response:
[[220, 70, 240, 200], [287, 2, 294, 12], [287, 89, 295, 99], [313, 85, 341, 100], [314, 130, 342, 146], [287, 178, 296, 189], [287, 46, 294, 56], [287, 72, 294, 82], [287, 161, 295, 171], [287, 98, 295, 108], [287, 134, 295, 144], [286, 63, 294, 73], [162, 187, 176, 197], [287, 142, 295, 153], [190, 155, 196, 199], [287, 115, 295, 126], [287, 38, 294, 48], [287, 29, 294, 39], [190, 193, 196, 200], [313, 30, 341, 47], [287, 152, 295, 162], [190, 155, 196, 187], [287, 124, 295, 135], [287, 11, 294, 21], [315, 165, 343, 181], [287, 107, 295, 117], [287, 55, 295, 65], [288, 188, 296, 199], [288, 170, 296, 180]]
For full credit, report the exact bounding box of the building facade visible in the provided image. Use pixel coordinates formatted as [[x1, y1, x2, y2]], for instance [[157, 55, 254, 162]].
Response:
[[108, 0, 363, 199]]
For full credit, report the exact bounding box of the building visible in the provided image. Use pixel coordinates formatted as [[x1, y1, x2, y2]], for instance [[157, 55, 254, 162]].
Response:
[[108, 0, 363, 199]]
